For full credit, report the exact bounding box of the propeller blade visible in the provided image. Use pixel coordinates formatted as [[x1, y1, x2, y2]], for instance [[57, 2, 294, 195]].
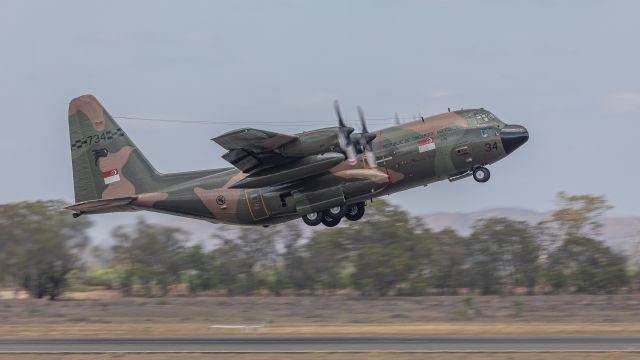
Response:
[[334, 100, 357, 165], [357, 106, 368, 134], [356, 106, 377, 168], [334, 100, 346, 128]]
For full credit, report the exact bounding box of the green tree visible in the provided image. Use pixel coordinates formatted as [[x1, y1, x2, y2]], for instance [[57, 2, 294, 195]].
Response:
[[510, 223, 542, 295], [280, 227, 314, 294], [467, 219, 508, 295], [467, 218, 541, 295], [209, 225, 279, 295], [429, 228, 468, 295], [541, 192, 613, 241], [111, 218, 189, 296], [183, 244, 214, 293], [304, 230, 350, 294], [0, 200, 91, 299], [347, 201, 429, 296], [545, 236, 628, 293]]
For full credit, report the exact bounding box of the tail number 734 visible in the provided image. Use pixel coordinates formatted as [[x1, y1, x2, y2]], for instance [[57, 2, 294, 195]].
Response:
[[484, 142, 498, 152]]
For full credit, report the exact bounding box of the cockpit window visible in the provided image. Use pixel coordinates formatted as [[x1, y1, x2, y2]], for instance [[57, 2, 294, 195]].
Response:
[[459, 109, 504, 127], [486, 111, 506, 125], [475, 112, 491, 123]]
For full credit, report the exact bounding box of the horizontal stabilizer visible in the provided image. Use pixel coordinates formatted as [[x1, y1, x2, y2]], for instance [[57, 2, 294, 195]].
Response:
[[65, 196, 137, 213]]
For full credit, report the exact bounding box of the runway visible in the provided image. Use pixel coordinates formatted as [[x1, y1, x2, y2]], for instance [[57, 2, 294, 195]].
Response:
[[1, 336, 639, 353]]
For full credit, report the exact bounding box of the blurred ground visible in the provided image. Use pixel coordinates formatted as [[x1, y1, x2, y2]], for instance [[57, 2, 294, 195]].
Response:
[[2, 353, 640, 360], [1, 294, 640, 337]]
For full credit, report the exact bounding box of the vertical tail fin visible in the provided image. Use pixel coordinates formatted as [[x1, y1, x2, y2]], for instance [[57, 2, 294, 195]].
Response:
[[68, 94, 162, 203]]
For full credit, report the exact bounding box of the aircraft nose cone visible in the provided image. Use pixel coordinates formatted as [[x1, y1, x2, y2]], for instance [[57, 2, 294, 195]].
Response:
[[500, 125, 529, 155]]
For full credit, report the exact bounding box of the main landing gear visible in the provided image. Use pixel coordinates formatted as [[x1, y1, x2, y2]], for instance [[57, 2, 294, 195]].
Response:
[[472, 166, 491, 183], [301, 201, 366, 227]]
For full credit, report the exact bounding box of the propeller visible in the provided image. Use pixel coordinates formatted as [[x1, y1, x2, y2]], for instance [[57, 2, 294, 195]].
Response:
[[357, 106, 377, 168], [334, 100, 357, 165]]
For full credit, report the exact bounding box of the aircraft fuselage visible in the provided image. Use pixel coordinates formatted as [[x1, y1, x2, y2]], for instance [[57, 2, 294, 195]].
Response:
[[128, 109, 528, 225]]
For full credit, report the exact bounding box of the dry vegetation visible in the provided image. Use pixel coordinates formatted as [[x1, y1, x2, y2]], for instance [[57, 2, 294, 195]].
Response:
[[2, 353, 640, 360], [1, 293, 640, 337]]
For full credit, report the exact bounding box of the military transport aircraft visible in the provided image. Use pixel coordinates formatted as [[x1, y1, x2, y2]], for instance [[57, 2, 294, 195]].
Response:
[[67, 95, 528, 227]]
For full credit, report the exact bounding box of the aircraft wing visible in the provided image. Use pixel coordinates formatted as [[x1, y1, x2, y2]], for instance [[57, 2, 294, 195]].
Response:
[[212, 128, 299, 172]]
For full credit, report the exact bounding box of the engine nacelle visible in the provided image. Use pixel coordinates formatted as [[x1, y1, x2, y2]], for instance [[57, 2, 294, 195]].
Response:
[[278, 127, 344, 157]]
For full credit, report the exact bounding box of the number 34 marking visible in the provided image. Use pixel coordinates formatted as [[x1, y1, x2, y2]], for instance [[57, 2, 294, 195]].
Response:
[[484, 142, 498, 152]]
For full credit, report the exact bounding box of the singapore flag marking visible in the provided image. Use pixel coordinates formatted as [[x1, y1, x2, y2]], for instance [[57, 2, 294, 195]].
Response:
[[102, 169, 120, 184], [417, 137, 436, 152]]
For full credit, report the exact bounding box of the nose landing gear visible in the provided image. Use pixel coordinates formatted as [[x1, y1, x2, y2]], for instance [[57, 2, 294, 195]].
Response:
[[472, 166, 491, 183]]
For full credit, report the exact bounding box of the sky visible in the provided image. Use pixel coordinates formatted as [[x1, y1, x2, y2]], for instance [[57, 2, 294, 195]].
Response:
[[1, 0, 639, 223]]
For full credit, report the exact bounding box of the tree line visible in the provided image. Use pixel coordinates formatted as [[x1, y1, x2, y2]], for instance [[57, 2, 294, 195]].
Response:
[[0, 193, 637, 299]]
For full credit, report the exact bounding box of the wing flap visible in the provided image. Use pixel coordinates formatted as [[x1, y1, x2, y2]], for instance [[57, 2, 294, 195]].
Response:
[[212, 128, 297, 152], [213, 128, 299, 172]]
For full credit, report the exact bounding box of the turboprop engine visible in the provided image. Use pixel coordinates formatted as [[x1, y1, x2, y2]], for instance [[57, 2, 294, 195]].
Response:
[[278, 101, 377, 168], [277, 127, 345, 157]]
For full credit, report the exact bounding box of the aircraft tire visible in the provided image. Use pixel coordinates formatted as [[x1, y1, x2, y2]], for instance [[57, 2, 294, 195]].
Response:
[[302, 212, 322, 226], [473, 166, 491, 183], [345, 202, 365, 221], [324, 205, 346, 220], [321, 215, 341, 227]]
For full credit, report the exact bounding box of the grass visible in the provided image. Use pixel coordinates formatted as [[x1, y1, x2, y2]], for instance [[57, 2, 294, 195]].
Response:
[[2, 322, 640, 337], [2, 353, 640, 360], [1, 293, 640, 337]]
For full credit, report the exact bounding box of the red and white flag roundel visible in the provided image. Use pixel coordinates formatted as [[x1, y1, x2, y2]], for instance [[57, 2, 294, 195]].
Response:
[[102, 169, 120, 184], [417, 137, 436, 152]]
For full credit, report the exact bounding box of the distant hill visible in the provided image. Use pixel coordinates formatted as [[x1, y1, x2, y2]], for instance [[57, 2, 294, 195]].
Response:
[[419, 207, 640, 254]]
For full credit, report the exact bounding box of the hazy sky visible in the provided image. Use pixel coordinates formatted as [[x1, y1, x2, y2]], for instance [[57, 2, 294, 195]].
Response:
[[1, 0, 639, 220]]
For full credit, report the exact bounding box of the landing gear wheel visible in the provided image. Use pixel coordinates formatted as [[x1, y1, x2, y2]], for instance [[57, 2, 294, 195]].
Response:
[[345, 202, 365, 221], [302, 212, 322, 226], [473, 166, 491, 183], [324, 205, 346, 220], [321, 215, 341, 227]]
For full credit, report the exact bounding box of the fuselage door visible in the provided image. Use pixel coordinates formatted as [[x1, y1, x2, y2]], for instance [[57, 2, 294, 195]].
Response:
[[451, 142, 473, 171], [244, 189, 270, 221]]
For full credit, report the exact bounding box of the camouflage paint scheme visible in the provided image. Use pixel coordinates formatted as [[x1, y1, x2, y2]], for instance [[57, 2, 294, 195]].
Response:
[[67, 95, 528, 225]]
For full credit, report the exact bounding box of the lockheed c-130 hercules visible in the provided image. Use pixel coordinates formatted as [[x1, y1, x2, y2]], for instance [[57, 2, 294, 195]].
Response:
[[67, 95, 528, 227]]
